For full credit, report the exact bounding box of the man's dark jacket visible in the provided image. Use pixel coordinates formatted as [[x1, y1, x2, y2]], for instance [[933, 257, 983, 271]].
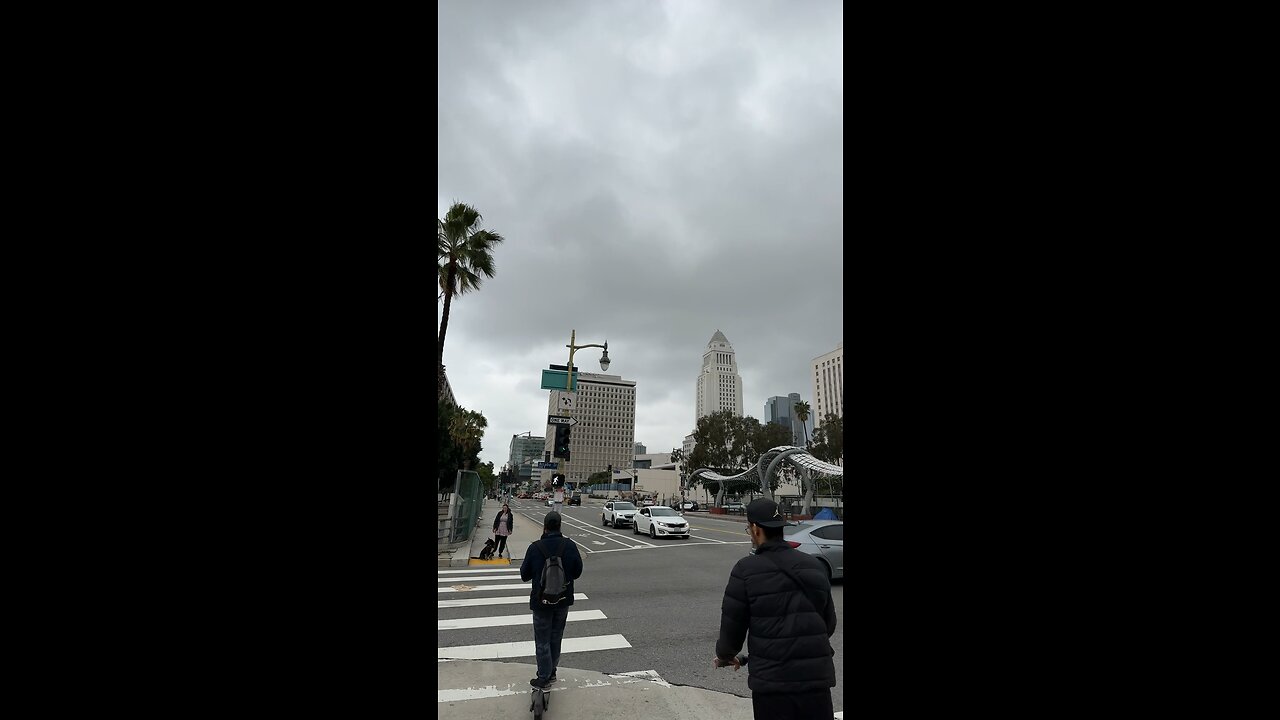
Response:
[[715, 539, 837, 693], [518, 531, 583, 612]]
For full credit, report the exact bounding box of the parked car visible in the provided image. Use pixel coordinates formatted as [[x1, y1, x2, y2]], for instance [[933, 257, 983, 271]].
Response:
[[783, 520, 844, 580], [633, 506, 690, 539], [602, 501, 637, 527], [679, 501, 699, 511], [517, 493, 530, 499], [721, 501, 745, 512]]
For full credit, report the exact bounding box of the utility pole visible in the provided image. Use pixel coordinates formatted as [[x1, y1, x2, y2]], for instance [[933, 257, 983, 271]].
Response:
[[555, 328, 609, 512]]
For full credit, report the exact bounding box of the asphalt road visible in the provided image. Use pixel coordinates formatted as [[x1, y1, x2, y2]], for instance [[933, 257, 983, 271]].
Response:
[[447, 498, 844, 712]]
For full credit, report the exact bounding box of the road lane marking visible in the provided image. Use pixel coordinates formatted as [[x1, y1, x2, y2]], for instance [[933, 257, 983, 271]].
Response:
[[558, 513, 656, 550], [438, 634, 631, 660], [439, 593, 587, 609], [437, 567, 522, 575], [436, 666, 669, 703], [437, 574, 527, 582], [439, 609, 607, 630], [585, 540, 752, 553], [609, 669, 672, 687]]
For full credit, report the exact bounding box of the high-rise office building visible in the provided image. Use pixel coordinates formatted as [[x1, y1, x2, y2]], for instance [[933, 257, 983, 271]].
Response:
[[764, 393, 805, 446], [543, 371, 637, 487], [634, 442, 647, 455], [811, 342, 844, 430], [695, 329, 744, 425], [509, 434, 545, 485]]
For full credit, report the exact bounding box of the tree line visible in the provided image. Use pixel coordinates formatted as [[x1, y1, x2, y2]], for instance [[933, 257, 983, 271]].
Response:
[[676, 408, 844, 514]]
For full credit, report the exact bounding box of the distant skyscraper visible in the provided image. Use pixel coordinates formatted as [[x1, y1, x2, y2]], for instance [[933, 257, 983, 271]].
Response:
[[695, 329, 744, 425], [764, 393, 804, 446], [543, 371, 637, 487], [811, 342, 844, 430], [634, 442, 647, 455], [509, 434, 545, 484]]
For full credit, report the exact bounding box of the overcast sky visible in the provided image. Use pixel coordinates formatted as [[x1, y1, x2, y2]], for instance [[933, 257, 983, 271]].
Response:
[[439, 0, 843, 470]]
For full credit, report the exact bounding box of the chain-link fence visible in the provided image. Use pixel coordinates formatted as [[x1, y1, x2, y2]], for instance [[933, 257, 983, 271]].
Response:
[[451, 470, 483, 544], [438, 470, 485, 546]]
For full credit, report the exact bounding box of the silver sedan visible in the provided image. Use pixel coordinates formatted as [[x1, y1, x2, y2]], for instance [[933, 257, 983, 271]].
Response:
[[783, 520, 844, 580]]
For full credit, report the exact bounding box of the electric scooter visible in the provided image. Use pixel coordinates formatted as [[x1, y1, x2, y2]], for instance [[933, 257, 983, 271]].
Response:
[[529, 683, 549, 718]]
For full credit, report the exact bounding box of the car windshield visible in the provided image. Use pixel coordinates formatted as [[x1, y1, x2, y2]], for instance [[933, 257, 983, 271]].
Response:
[[614, 502, 636, 510], [650, 507, 678, 516]]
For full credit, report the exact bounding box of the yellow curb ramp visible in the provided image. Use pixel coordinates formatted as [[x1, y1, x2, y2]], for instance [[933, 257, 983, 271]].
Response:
[[468, 557, 512, 566]]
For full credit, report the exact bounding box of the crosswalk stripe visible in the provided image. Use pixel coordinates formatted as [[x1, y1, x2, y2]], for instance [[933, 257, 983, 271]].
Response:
[[438, 633, 631, 659], [439, 582, 529, 593], [439, 609, 607, 630], [439, 593, 587, 609], [437, 568, 521, 575], [438, 574, 526, 582]]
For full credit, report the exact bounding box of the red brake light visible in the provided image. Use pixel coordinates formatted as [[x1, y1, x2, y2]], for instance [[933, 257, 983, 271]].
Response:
[[787, 541, 801, 548]]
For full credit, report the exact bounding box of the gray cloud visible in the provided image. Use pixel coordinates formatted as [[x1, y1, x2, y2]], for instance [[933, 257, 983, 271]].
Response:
[[439, 0, 843, 466]]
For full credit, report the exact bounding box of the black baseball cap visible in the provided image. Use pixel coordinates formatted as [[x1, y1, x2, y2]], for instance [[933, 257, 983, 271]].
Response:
[[746, 498, 787, 528]]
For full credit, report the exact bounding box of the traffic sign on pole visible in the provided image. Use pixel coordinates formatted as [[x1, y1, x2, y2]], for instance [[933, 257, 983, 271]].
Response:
[[547, 415, 579, 426], [540, 369, 578, 391]]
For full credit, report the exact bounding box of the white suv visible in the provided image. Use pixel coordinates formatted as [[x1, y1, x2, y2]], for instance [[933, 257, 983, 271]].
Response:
[[602, 501, 637, 527]]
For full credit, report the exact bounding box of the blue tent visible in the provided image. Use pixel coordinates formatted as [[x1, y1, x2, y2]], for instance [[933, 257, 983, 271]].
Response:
[[813, 507, 838, 520]]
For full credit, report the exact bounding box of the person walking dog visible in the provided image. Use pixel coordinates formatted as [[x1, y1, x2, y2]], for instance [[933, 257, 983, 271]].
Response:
[[492, 503, 514, 559]]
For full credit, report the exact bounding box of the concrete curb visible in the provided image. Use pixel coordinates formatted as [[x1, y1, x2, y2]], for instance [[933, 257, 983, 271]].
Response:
[[437, 659, 756, 720]]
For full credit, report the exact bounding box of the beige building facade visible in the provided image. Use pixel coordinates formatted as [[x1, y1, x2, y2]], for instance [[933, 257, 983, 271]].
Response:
[[541, 372, 637, 487], [811, 342, 844, 431]]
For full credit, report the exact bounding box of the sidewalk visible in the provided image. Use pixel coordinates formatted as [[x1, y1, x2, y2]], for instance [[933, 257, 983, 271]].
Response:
[[437, 659, 756, 719], [442, 497, 553, 567]]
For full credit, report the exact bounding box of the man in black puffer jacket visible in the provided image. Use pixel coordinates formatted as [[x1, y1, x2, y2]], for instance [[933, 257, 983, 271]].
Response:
[[714, 498, 837, 719]]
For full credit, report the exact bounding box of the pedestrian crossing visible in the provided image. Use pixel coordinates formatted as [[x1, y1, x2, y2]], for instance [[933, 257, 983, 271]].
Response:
[[437, 566, 842, 719], [437, 566, 632, 661]]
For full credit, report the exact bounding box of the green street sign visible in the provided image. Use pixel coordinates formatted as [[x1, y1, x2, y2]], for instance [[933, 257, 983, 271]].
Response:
[[540, 369, 578, 391]]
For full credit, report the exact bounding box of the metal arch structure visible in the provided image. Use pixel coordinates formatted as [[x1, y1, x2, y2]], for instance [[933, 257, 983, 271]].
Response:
[[685, 445, 843, 501]]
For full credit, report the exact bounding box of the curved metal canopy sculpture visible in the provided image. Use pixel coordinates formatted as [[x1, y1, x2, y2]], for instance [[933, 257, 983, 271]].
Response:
[[685, 445, 843, 499]]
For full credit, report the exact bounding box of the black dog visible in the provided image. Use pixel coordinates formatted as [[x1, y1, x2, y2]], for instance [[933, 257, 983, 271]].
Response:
[[478, 538, 497, 561]]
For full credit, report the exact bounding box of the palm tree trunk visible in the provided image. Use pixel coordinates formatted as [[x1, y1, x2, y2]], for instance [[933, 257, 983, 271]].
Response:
[[438, 263, 456, 401], [439, 263, 457, 367]]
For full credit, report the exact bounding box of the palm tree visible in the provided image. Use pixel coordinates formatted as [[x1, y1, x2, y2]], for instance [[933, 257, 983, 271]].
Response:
[[793, 400, 811, 446], [448, 407, 488, 471], [438, 202, 504, 396]]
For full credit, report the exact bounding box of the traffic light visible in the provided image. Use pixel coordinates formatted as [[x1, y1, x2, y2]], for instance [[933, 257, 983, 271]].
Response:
[[553, 424, 572, 460], [552, 473, 565, 487]]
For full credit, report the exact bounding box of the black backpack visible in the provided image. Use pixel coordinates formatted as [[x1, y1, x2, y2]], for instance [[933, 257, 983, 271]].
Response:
[[536, 538, 570, 606]]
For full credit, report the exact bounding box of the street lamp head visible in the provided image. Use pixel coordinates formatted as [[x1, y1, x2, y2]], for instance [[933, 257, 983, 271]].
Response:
[[599, 346, 610, 371]]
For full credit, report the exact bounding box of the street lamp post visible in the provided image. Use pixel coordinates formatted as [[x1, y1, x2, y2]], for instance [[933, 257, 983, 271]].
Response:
[[558, 329, 610, 512]]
